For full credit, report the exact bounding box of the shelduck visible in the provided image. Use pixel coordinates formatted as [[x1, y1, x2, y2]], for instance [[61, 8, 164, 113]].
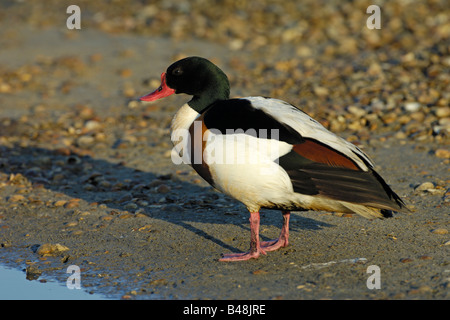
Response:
[[139, 56, 406, 261]]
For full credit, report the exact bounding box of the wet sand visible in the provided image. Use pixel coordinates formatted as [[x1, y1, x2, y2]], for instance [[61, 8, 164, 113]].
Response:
[[0, 1, 448, 300]]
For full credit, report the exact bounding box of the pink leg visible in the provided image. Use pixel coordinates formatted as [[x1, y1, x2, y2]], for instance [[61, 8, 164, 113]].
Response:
[[260, 211, 290, 252], [219, 212, 267, 262]]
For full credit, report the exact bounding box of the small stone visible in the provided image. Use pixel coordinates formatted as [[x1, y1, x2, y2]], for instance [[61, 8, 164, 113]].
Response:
[[26, 265, 42, 280], [98, 180, 112, 188], [52, 173, 65, 181], [118, 68, 132, 78], [149, 278, 168, 286], [77, 135, 95, 148], [404, 102, 421, 112], [77, 106, 95, 120], [347, 105, 367, 118], [137, 200, 149, 206], [66, 221, 78, 227], [156, 184, 171, 193], [435, 149, 450, 159], [431, 228, 448, 235], [8, 195, 26, 202], [415, 182, 435, 192], [123, 202, 138, 210], [83, 184, 96, 191], [118, 194, 133, 203], [66, 155, 81, 165], [394, 131, 407, 139], [0, 83, 12, 93], [127, 100, 140, 109], [313, 86, 329, 97], [137, 225, 152, 232], [122, 87, 136, 98], [252, 270, 269, 275], [37, 243, 69, 256], [65, 200, 80, 209], [229, 39, 244, 51], [435, 106, 450, 118], [409, 285, 433, 295], [84, 120, 101, 131], [119, 213, 134, 219], [54, 200, 67, 207], [342, 213, 354, 218], [9, 173, 30, 186]]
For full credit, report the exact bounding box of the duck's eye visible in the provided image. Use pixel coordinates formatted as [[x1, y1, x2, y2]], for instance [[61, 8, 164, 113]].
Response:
[[172, 67, 183, 76]]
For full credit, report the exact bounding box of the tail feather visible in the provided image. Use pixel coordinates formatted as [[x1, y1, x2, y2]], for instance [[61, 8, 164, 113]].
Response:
[[288, 164, 406, 214], [340, 202, 386, 219]]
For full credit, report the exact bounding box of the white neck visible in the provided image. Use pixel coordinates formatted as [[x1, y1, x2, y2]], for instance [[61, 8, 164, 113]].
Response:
[[170, 103, 200, 144]]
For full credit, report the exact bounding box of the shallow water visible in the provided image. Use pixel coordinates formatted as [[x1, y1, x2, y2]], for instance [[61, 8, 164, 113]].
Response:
[[0, 264, 106, 300]]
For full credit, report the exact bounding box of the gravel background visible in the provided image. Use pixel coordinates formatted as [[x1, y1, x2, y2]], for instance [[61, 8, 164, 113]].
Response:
[[0, 0, 448, 300]]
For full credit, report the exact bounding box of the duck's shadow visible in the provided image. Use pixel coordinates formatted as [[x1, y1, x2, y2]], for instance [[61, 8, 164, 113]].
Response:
[[0, 145, 333, 253]]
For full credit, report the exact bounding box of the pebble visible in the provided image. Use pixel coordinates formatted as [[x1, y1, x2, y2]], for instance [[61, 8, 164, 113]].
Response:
[[252, 270, 269, 275], [98, 180, 112, 188], [25, 265, 42, 280], [118, 194, 133, 203], [8, 195, 26, 202], [119, 213, 134, 219], [65, 200, 80, 209], [37, 243, 69, 256], [408, 285, 433, 295], [435, 149, 450, 159], [54, 200, 67, 207], [8, 173, 30, 186], [435, 106, 450, 118], [415, 182, 435, 192], [84, 120, 101, 131], [403, 102, 421, 112], [136, 224, 152, 232], [66, 221, 78, 227], [149, 278, 168, 286], [431, 228, 448, 235], [77, 135, 95, 148], [313, 86, 329, 97], [347, 105, 367, 118], [123, 202, 138, 210], [156, 184, 171, 193]]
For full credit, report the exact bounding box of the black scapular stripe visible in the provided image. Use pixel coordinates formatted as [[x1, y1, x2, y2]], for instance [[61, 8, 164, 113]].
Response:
[[202, 98, 304, 145]]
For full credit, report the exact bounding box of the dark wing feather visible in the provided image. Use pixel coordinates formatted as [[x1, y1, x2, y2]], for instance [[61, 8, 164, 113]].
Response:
[[278, 139, 405, 212]]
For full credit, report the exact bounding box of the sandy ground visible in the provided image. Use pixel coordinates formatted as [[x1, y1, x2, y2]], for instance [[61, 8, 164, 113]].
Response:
[[0, 1, 449, 300]]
